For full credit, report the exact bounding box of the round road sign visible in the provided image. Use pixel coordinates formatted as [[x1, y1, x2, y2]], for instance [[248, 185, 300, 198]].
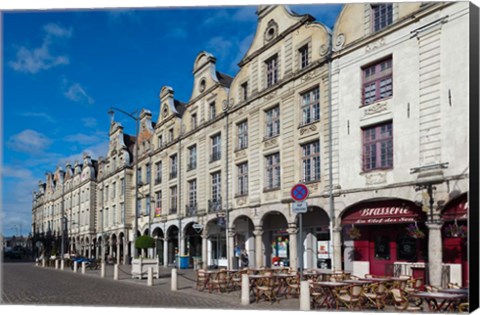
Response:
[[291, 183, 309, 202]]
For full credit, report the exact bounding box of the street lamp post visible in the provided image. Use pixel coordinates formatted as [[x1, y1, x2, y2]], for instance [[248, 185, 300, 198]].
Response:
[[108, 107, 140, 259], [415, 183, 437, 223]]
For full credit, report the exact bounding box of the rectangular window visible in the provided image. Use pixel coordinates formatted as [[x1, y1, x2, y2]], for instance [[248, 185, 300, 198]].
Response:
[[112, 205, 116, 225], [105, 186, 109, 201], [137, 167, 142, 185], [169, 128, 174, 142], [241, 81, 248, 101], [146, 195, 151, 216], [188, 145, 197, 170], [237, 163, 248, 196], [155, 162, 162, 184], [170, 154, 177, 179], [158, 134, 163, 148], [266, 55, 278, 87], [374, 235, 390, 260], [146, 164, 151, 184], [265, 106, 280, 139], [112, 182, 116, 199], [302, 141, 321, 182], [104, 208, 109, 227], [189, 180, 197, 210], [301, 87, 320, 125], [362, 122, 393, 171], [211, 134, 221, 162], [170, 186, 177, 214], [265, 153, 280, 190], [210, 102, 216, 120], [191, 113, 197, 129], [299, 45, 309, 69], [155, 191, 162, 209], [212, 172, 221, 201], [362, 57, 393, 105], [372, 4, 393, 32], [237, 121, 248, 150], [112, 157, 116, 171], [120, 178, 125, 196], [120, 203, 125, 223]]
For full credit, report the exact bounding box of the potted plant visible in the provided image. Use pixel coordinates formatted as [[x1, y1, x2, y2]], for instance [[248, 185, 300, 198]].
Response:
[[443, 223, 467, 238], [132, 235, 158, 279], [406, 223, 425, 239], [347, 226, 361, 240]]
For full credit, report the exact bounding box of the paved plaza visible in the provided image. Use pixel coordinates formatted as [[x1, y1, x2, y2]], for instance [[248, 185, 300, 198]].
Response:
[[1, 262, 300, 310]]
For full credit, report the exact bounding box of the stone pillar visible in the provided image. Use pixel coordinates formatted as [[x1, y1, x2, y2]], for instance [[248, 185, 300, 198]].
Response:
[[427, 222, 443, 287], [114, 264, 119, 280], [109, 244, 113, 260], [201, 230, 208, 269], [163, 237, 169, 267], [300, 281, 311, 310], [332, 226, 342, 271], [116, 244, 121, 264], [95, 241, 99, 260], [228, 229, 235, 269], [253, 226, 263, 268], [287, 225, 298, 271], [123, 241, 129, 265]]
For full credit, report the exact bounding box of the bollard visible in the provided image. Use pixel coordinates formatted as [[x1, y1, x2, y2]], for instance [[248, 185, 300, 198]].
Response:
[[241, 274, 250, 305], [82, 261, 86, 274], [54, 259, 58, 269], [171, 268, 178, 291], [73, 261, 78, 273], [114, 264, 119, 280], [36, 260, 39, 267], [60, 259, 65, 270], [300, 280, 311, 311], [42, 259, 46, 268], [148, 267, 153, 286], [101, 262, 106, 278]]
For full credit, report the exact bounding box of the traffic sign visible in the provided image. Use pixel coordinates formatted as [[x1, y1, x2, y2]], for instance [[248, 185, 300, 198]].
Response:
[[291, 183, 309, 202], [192, 223, 203, 233], [292, 201, 308, 213]]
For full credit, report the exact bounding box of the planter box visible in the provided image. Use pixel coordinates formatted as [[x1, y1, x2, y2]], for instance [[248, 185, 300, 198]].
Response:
[[131, 258, 159, 279]]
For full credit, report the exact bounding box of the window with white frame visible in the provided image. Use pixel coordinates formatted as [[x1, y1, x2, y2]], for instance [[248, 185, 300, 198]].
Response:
[[362, 57, 393, 105], [362, 122, 393, 171], [155, 191, 162, 209], [265, 153, 280, 190], [241, 81, 248, 101], [266, 55, 278, 87], [112, 205, 116, 225], [301, 87, 320, 125], [105, 186, 109, 201], [299, 44, 309, 69], [146, 163, 151, 184], [210, 102, 216, 120], [237, 121, 248, 150], [120, 178, 125, 196], [169, 128, 174, 142], [146, 195, 151, 216], [170, 186, 177, 214], [265, 106, 280, 138], [112, 182, 116, 199], [237, 162, 248, 196], [170, 154, 177, 179], [302, 141, 321, 182], [189, 180, 197, 208], [120, 203, 124, 223], [211, 133, 221, 162], [191, 113, 197, 129], [188, 145, 197, 170], [137, 167, 142, 185], [372, 4, 393, 32], [158, 134, 163, 147], [211, 172, 221, 202], [155, 161, 162, 184]]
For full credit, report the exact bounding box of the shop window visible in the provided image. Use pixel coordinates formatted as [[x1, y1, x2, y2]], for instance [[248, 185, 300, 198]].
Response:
[[374, 235, 390, 260], [397, 234, 417, 261]]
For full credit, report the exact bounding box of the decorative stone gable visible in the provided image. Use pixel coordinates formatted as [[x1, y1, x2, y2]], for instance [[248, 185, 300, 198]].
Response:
[[81, 154, 95, 181], [138, 110, 154, 155], [159, 86, 178, 122]]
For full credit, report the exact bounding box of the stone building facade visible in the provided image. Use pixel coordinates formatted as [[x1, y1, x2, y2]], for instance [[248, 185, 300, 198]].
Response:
[[31, 3, 470, 286]]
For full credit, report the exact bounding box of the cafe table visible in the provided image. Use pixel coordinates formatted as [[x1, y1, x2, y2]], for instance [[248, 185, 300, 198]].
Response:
[[273, 273, 296, 297], [410, 291, 467, 312], [438, 288, 469, 295], [310, 281, 350, 309]]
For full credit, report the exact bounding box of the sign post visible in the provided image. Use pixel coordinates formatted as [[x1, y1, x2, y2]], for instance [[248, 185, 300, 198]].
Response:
[[291, 184, 309, 276]]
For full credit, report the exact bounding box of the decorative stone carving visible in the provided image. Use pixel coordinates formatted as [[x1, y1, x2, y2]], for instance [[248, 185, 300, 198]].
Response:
[[301, 68, 321, 82], [264, 19, 278, 43], [334, 33, 346, 50], [265, 191, 278, 201], [364, 102, 388, 116], [263, 138, 278, 149], [235, 150, 247, 159], [264, 90, 278, 101], [319, 44, 329, 56], [222, 100, 229, 111], [306, 182, 318, 191], [365, 172, 387, 185], [300, 124, 317, 135], [365, 37, 386, 53], [237, 197, 247, 206]]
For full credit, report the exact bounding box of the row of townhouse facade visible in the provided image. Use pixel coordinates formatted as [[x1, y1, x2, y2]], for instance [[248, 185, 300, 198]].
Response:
[[32, 3, 472, 287]]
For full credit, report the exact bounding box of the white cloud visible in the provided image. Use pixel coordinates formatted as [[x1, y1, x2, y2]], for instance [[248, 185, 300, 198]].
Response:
[[64, 83, 95, 104], [64, 133, 102, 145], [8, 23, 72, 74], [59, 140, 109, 165], [7, 129, 52, 154], [20, 112, 56, 122], [81, 117, 98, 128], [206, 36, 234, 61]]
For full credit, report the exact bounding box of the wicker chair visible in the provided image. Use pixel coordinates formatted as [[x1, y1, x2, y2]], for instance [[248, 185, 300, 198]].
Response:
[[459, 302, 469, 313], [362, 283, 387, 310], [285, 271, 300, 298], [196, 269, 208, 291], [335, 285, 364, 310], [209, 269, 228, 293], [390, 288, 423, 312], [425, 284, 440, 292], [254, 272, 277, 303]]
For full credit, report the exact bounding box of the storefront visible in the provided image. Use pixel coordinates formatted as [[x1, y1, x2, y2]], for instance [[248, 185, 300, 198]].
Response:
[[341, 199, 427, 277], [441, 193, 468, 287]]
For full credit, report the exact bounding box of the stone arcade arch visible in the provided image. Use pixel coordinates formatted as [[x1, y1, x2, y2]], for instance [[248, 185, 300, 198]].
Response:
[[183, 222, 202, 269], [261, 211, 289, 268], [296, 205, 331, 269], [166, 225, 179, 266], [152, 227, 164, 264], [231, 215, 254, 269], [206, 218, 226, 268]]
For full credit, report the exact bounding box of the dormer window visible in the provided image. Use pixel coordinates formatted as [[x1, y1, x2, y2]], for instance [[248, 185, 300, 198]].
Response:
[[199, 78, 206, 93], [265, 55, 278, 88], [210, 102, 216, 120], [169, 128, 174, 142], [372, 3, 393, 32]]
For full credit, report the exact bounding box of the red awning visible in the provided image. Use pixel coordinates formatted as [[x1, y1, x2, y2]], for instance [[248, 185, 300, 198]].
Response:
[[442, 197, 468, 221], [341, 200, 425, 225]]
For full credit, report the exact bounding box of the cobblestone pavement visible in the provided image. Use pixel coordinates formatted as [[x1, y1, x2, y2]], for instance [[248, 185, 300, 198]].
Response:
[[1, 262, 300, 310]]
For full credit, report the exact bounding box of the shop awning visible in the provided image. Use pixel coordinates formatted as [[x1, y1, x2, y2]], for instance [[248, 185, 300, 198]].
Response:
[[442, 196, 468, 221], [341, 200, 425, 225]]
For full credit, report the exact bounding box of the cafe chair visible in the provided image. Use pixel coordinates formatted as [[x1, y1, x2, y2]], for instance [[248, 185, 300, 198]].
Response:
[[459, 302, 469, 313], [364, 274, 375, 279], [335, 285, 364, 310], [285, 271, 300, 298], [362, 283, 387, 310], [308, 280, 324, 309], [391, 288, 423, 312], [448, 282, 461, 289], [230, 270, 245, 291], [196, 269, 207, 291], [254, 272, 277, 303], [208, 269, 228, 293], [405, 278, 423, 294], [425, 284, 440, 292]]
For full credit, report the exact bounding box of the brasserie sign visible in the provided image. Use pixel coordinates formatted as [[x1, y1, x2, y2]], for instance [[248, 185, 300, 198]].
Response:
[[342, 205, 422, 225]]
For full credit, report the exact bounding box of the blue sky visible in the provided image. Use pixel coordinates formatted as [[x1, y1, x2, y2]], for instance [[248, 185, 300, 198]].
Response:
[[2, 4, 343, 237]]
